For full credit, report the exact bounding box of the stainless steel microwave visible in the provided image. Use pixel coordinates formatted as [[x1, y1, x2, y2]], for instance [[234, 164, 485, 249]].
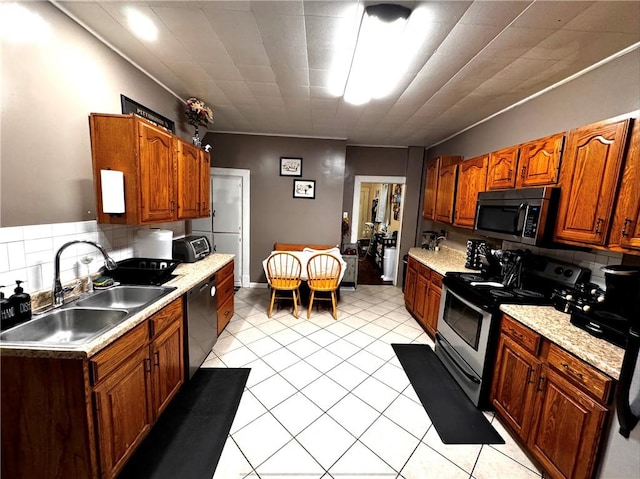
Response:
[[474, 187, 559, 245]]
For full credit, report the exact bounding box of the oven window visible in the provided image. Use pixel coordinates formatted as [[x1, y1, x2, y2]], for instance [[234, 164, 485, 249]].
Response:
[[476, 205, 522, 235], [443, 292, 483, 350]]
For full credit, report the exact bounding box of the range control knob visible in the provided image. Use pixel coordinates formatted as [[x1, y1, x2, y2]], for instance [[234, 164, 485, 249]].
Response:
[[566, 294, 574, 301], [597, 295, 606, 303], [554, 266, 564, 275], [563, 270, 574, 278], [583, 304, 591, 312]]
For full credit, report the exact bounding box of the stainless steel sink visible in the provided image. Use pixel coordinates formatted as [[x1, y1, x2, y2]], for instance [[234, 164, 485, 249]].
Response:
[[76, 285, 172, 309], [0, 308, 129, 346], [0, 285, 176, 348]]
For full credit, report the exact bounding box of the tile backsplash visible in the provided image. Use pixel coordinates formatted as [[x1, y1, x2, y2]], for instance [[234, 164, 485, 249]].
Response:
[[0, 221, 185, 296]]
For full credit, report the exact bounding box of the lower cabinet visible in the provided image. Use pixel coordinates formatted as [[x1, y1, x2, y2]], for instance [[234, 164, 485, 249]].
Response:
[[491, 314, 612, 479], [404, 256, 441, 338], [216, 260, 235, 335], [0, 297, 185, 479]]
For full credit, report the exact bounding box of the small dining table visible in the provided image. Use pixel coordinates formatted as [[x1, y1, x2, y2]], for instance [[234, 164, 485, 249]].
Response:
[[262, 248, 347, 305]]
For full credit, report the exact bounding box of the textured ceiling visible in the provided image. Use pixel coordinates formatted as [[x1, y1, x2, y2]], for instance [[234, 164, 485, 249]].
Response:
[[56, 1, 640, 147]]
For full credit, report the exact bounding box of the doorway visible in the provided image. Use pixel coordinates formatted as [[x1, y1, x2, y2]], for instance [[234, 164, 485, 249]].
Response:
[[351, 175, 406, 286]]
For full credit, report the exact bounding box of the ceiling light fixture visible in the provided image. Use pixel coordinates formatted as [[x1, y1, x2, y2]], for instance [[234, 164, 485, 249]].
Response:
[[343, 3, 412, 106], [124, 7, 157, 42]]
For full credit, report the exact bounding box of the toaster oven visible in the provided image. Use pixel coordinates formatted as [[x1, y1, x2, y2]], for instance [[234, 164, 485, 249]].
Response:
[[172, 235, 211, 262]]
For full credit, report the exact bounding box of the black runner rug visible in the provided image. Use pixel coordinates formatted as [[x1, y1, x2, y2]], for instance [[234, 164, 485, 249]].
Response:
[[392, 343, 503, 444], [118, 367, 250, 479]]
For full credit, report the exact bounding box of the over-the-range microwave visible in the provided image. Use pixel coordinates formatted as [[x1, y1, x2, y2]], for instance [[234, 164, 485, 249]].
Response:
[[473, 187, 559, 246]]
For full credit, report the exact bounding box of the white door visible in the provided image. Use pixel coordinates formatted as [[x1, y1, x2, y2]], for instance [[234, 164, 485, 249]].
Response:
[[192, 169, 249, 287]]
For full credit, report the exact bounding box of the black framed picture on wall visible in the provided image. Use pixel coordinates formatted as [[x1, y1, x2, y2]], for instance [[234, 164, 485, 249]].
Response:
[[280, 157, 302, 176], [293, 179, 315, 199]]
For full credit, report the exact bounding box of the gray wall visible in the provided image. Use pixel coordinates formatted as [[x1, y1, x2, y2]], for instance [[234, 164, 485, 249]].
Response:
[[1, 2, 193, 227], [421, 49, 640, 251], [204, 132, 346, 282]]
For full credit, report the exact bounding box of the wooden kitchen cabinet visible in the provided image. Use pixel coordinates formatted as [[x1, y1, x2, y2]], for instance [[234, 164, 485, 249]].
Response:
[[434, 164, 458, 223], [491, 314, 613, 479], [0, 298, 185, 479], [487, 146, 520, 190], [90, 113, 210, 225], [553, 118, 631, 247], [423, 156, 462, 220], [609, 118, 640, 251], [404, 256, 441, 339], [424, 271, 442, 338], [517, 133, 564, 188], [216, 260, 235, 335], [454, 155, 488, 228], [404, 256, 418, 312], [199, 149, 211, 217]]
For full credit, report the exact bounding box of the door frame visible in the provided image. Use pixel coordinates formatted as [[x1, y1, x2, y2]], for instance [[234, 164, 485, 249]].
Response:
[[351, 175, 406, 286], [211, 167, 250, 287]]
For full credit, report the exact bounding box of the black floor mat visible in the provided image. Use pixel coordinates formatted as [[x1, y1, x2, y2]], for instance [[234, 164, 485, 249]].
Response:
[[118, 367, 250, 479], [392, 344, 504, 445]]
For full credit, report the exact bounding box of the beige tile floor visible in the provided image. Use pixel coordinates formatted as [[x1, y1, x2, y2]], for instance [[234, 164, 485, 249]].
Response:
[[203, 285, 545, 479]]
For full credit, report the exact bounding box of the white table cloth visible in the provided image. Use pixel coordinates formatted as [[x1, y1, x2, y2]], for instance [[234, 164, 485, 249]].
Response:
[[262, 247, 347, 283]]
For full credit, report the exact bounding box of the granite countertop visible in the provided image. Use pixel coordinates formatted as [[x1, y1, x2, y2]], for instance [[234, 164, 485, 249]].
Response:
[[408, 246, 623, 380], [500, 304, 624, 380], [408, 246, 477, 276], [0, 254, 234, 360]]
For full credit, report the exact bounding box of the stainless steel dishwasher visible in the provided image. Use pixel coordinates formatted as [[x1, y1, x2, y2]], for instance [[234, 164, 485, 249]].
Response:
[[185, 274, 218, 379]]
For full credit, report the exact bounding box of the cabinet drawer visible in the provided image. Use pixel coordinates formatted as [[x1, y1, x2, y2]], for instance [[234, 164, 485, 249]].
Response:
[[417, 263, 431, 279], [217, 261, 234, 283], [217, 296, 234, 335], [501, 315, 540, 355], [90, 323, 148, 385], [547, 343, 612, 404], [408, 257, 418, 271], [151, 298, 183, 337], [217, 274, 235, 305], [431, 272, 443, 288]]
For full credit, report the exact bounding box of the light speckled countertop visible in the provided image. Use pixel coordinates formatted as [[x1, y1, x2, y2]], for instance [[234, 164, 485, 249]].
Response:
[[408, 247, 477, 276], [0, 254, 234, 360], [408, 247, 623, 380]]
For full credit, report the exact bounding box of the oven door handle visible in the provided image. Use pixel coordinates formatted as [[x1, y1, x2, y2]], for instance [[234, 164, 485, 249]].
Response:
[[436, 333, 481, 384]]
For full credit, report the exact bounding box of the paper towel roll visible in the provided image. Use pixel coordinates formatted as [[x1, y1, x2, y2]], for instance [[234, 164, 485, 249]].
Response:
[[134, 229, 173, 259], [100, 170, 125, 214]]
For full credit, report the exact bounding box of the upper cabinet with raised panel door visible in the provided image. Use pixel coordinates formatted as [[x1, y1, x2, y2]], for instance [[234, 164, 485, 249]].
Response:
[[517, 133, 564, 188], [90, 113, 210, 225], [199, 150, 211, 218], [454, 155, 488, 228], [434, 163, 458, 224], [609, 119, 640, 251], [423, 156, 462, 220], [487, 146, 519, 190], [553, 118, 631, 247]]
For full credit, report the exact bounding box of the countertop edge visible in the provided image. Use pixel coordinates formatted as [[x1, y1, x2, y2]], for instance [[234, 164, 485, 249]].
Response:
[[0, 254, 235, 360]]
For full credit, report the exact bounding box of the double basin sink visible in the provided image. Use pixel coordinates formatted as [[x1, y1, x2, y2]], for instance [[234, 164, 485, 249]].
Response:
[[0, 285, 176, 349]]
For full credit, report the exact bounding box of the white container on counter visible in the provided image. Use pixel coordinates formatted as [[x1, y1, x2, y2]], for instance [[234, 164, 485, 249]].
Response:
[[134, 228, 173, 259]]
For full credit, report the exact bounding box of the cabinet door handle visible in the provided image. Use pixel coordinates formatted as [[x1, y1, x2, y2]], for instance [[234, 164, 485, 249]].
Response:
[[527, 367, 535, 384], [595, 217, 604, 235], [520, 165, 527, 179], [537, 375, 545, 392], [144, 358, 152, 373], [561, 362, 584, 381], [507, 169, 512, 180], [154, 351, 160, 367], [622, 218, 632, 237]]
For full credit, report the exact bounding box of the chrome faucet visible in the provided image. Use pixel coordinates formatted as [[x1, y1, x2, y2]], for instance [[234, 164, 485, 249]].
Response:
[[52, 240, 117, 307]]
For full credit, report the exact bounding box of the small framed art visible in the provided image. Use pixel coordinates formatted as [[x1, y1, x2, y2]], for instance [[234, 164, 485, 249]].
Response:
[[293, 179, 316, 199], [280, 157, 302, 176]]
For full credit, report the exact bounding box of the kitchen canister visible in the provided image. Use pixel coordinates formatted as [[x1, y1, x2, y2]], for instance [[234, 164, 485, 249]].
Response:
[[134, 228, 173, 259]]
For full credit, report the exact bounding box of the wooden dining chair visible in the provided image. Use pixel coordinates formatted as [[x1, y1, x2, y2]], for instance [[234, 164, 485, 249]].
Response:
[[266, 252, 302, 318], [306, 253, 342, 320]]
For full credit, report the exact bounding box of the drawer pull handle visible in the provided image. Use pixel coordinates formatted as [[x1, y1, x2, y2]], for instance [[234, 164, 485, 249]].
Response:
[[509, 327, 523, 340], [562, 363, 584, 380]]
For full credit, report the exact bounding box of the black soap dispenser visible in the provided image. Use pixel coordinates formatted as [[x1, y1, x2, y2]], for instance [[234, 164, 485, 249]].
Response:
[[9, 280, 31, 325], [1, 286, 18, 330]]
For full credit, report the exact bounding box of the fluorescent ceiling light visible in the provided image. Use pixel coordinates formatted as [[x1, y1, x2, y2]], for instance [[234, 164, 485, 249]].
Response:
[[124, 7, 157, 42], [0, 3, 52, 43], [343, 4, 412, 106]]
